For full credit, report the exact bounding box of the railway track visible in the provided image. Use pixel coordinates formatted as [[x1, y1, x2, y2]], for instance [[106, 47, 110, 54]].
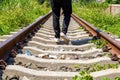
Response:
[[0, 12, 120, 80]]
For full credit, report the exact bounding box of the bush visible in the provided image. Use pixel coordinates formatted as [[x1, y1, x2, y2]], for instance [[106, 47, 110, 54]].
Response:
[[72, 1, 120, 36], [0, 0, 50, 36], [105, 0, 120, 4]]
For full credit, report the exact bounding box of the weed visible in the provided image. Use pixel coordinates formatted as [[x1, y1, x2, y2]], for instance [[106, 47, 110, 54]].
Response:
[[0, 0, 50, 36], [72, 1, 120, 36]]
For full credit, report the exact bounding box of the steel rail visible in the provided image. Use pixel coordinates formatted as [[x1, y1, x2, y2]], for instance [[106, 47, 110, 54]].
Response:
[[0, 12, 52, 60], [71, 14, 120, 56]]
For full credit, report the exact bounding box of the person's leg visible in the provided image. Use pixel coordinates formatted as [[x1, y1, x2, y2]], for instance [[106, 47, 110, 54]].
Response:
[[50, 0, 61, 38], [62, 14, 71, 35], [61, 0, 72, 34]]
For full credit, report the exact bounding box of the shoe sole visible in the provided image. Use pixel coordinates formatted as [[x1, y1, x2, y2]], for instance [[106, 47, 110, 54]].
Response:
[[60, 36, 69, 43], [56, 41, 60, 44]]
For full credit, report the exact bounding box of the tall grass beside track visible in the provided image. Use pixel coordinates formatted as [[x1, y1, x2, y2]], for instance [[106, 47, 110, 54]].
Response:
[[0, 0, 50, 36], [72, 1, 120, 80], [72, 1, 120, 37]]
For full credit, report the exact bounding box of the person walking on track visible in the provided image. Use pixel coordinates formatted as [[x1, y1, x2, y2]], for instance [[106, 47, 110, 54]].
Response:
[[50, 0, 72, 43]]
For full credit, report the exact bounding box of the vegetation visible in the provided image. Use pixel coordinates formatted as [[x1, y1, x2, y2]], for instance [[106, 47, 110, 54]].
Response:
[[73, 74, 120, 80], [0, 0, 50, 36], [74, 63, 118, 74], [72, 1, 120, 80], [72, 0, 120, 4], [1, 0, 120, 79], [73, 71, 93, 80], [90, 39, 108, 48], [105, 0, 120, 4], [73, 63, 118, 80], [72, 1, 120, 37], [102, 77, 120, 80]]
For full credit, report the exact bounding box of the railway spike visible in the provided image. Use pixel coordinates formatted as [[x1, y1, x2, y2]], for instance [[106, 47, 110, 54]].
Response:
[[92, 36, 100, 40], [102, 45, 112, 52], [37, 25, 40, 29], [15, 42, 24, 49], [24, 37, 29, 43], [0, 59, 7, 70], [89, 33, 93, 36], [31, 30, 36, 36], [11, 49, 17, 58], [35, 26, 40, 30], [34, 27, 38, 32], [19, 42, 24, 49], [111, 54, 119, 61], [28, 33, 33, 38]]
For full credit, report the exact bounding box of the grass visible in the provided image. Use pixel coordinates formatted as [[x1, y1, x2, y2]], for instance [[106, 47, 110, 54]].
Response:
[[72, 63, 119, 80], [89, 39, 108, 48], [72, 1, 120, 37], [74, 63, 118, 74], [0, 0, 50, 36], [72, 1, 120, 80]]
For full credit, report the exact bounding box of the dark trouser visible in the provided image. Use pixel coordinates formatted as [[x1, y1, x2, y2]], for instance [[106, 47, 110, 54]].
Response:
[[50, 0, 72, 38]]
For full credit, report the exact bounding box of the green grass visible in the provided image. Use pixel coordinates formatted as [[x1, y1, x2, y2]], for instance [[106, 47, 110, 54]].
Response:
[[72, 63, 119, 80], [72, 2, 120, 80], [0, 0, 50, 36], [72, 2, 120, 37], [89, 39, 108, 48]]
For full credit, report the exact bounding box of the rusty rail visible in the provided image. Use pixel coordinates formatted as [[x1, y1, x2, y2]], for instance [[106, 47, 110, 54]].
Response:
[[0, 12, 52, 60], [71, 14, 120, 56], [0, 12, 120, 69]]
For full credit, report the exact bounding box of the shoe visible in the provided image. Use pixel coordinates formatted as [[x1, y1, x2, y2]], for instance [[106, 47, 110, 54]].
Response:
[[60, 32, 69, 43], [54, 38, 60, 43]]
